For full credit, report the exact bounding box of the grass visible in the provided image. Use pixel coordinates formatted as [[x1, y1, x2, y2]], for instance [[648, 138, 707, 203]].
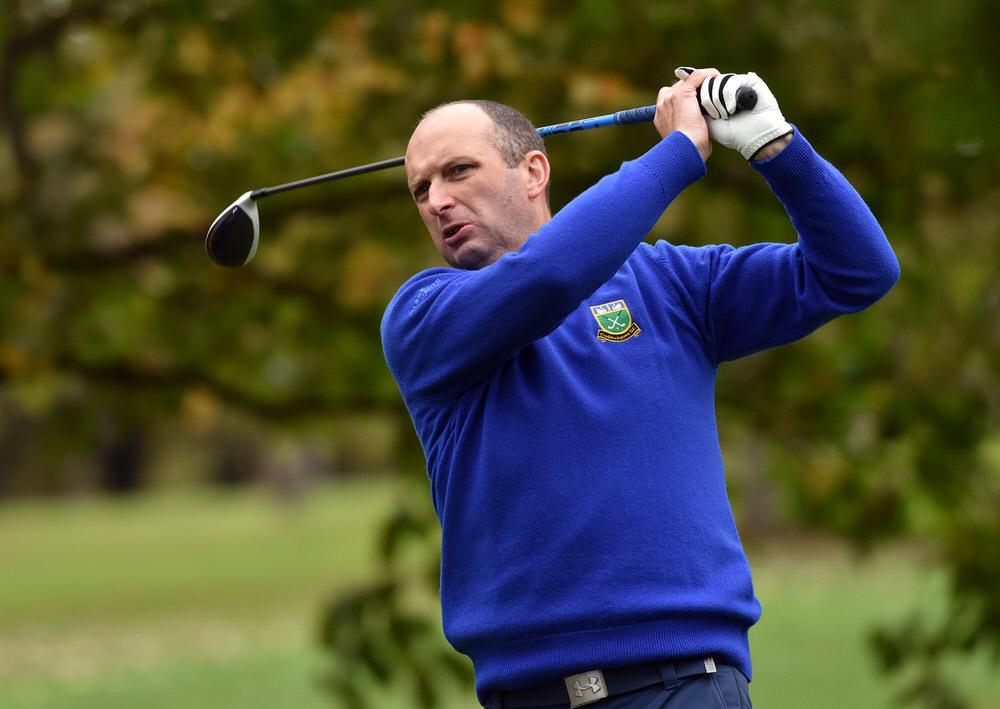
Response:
[[0, 479, 397, 709], [1, 478, 998, 709]]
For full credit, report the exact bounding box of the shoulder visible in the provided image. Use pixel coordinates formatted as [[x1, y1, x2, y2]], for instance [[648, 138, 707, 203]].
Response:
[[383, 268, 456, 319], [636, 240, 735, 271]]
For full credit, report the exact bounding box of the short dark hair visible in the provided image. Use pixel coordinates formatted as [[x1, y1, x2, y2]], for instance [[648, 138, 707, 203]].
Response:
[[425, 99, 548, 168]]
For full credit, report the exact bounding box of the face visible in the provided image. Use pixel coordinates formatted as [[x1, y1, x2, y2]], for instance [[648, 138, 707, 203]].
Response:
[[405, 104, 549, 270]]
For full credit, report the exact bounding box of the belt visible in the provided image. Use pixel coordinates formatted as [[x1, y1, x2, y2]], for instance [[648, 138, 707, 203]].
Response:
[[488, 656, 718, 709]]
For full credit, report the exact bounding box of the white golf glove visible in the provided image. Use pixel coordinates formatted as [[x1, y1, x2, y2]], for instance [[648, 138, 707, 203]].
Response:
[[675, 67, 793, 160]]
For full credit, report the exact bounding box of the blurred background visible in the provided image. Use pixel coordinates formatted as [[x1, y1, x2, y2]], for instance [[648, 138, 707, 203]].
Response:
[[1, 0, 998, 707]]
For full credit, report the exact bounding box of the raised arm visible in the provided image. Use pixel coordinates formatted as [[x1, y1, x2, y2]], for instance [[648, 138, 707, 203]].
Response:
[[697, 128, 899, 362]]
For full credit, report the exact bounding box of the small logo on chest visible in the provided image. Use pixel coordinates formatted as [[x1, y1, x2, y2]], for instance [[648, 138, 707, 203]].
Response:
[[589, 299, 641, 342]]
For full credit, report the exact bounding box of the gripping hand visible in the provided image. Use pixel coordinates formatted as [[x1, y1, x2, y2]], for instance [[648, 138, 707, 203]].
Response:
[[675, 68, 793, 160]]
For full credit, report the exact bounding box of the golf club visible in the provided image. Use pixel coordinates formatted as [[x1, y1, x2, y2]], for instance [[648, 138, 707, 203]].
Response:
[[206, 88, 757, 267]]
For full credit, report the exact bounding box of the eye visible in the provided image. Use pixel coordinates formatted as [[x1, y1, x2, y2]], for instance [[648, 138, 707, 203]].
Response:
[[450, 164, 473, 177], [412, 182, 429, 200]]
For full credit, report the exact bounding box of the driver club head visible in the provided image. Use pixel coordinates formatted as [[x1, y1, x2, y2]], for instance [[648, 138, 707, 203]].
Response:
[[205, 191, 259, 267]]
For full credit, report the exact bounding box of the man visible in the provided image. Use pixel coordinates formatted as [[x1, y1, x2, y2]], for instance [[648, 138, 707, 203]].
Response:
[[381, 67, 899, 708]]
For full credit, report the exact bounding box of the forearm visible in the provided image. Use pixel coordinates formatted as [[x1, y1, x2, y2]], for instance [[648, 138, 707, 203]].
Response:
[[530, 129, 707, 296], [752, 128, 900, 308]]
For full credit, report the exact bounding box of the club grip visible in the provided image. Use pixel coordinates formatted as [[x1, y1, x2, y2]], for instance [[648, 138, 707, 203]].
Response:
[[613, 105, 656, 126], [735, 86, 757, 111]]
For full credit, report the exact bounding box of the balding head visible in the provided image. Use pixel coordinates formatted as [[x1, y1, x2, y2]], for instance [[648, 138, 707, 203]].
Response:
[[404, 101, 552, 270], [424, 100, 548, 169]]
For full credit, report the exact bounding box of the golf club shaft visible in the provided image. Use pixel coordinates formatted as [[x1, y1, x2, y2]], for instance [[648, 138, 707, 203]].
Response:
[[535, 104, 656, 137], [250, 156, 406, 199], [246, 104, 663, 201]]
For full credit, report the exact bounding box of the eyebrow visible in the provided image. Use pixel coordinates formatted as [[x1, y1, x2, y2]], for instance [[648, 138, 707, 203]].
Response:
[[407, 155, 479, 194]]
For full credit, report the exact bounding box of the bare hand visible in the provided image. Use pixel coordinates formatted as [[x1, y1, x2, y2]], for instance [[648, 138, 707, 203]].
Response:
[[654, 68, 718, 162]]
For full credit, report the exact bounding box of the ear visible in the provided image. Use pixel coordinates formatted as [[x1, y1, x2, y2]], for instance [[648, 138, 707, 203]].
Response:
[[520, 150, 550, 201]]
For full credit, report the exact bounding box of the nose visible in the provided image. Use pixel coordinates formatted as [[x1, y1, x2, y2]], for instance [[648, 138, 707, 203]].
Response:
[[427, 181, 455, 215]]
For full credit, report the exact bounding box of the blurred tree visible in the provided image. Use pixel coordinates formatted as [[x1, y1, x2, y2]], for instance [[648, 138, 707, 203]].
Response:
[[1, 0, 998, 707], [0, 0, 415, 494]]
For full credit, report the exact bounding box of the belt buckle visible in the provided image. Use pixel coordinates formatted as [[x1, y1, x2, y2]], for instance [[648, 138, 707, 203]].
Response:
[[564, 669, 608, 708]]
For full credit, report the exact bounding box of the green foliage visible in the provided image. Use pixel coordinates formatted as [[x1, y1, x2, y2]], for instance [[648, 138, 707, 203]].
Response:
[[2, 0, 999, 707]]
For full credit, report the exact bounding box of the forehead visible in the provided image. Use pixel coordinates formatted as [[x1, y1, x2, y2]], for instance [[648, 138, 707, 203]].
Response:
[[405, 104, 499, 179]]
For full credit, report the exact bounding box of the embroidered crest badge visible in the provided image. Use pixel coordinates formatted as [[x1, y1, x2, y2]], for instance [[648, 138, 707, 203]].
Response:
[[589, 299, 641, 342]]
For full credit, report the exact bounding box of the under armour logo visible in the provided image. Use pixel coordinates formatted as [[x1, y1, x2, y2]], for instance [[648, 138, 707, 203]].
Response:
[[572, 677, 602, 697], [565, 669, 608, 707]]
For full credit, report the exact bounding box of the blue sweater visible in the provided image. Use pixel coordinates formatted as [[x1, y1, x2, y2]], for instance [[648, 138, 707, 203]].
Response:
[[381, 129, 899, 701]]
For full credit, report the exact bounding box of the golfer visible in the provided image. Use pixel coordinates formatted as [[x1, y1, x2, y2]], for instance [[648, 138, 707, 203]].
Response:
[[381, 67, 899, 709]]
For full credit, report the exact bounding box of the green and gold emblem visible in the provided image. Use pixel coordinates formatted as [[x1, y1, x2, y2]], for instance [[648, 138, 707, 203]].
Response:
[[590, 299, 641, 342]]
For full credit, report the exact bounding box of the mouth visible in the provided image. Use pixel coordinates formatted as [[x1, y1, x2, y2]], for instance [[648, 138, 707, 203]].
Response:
[[442, 222, 470, 243]]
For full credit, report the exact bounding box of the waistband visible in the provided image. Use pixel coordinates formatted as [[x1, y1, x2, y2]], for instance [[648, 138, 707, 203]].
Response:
[[485, 656, 719, 709]]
